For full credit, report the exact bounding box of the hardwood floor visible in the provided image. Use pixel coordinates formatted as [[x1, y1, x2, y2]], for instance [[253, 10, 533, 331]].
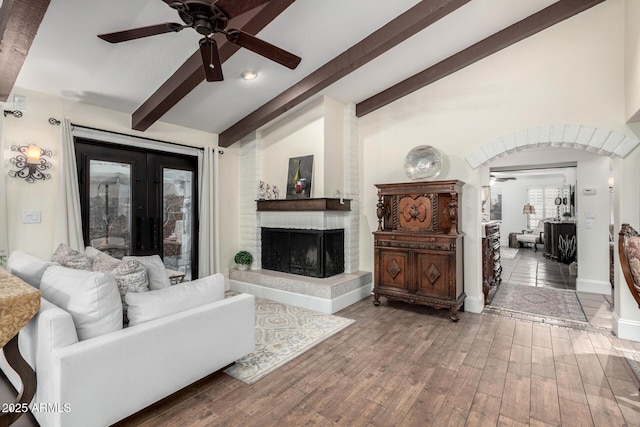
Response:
[[111, 295, 638, 426], [2, 248, 634, 426]]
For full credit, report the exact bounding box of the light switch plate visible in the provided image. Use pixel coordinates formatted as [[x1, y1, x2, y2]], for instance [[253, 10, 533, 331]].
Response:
[[584, 211, 596, 219], [585, 219, 594, 229], [22, 210, 41, 224]]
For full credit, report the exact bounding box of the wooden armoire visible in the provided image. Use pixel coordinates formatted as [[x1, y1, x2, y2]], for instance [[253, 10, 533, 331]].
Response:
[[373, 180, 465, 321]]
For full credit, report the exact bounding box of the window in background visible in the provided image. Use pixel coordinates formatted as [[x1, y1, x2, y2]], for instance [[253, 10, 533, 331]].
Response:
[[527, 186, 570, 229]]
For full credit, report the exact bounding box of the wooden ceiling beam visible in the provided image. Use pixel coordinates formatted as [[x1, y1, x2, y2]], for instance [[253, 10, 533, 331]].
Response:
[[132, 0, 296, 132], [356, 0, 606, 117], [218, 0, 470, 147], [0, 0, 50, 102]]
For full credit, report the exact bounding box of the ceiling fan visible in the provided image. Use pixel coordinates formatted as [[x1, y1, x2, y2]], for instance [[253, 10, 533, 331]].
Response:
[[490, 174, 517, 183], [97, 0, 301, 82]]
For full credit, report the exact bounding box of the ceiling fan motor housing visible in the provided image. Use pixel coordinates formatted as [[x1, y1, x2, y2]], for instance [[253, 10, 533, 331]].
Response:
[[171, 0, 228, 36]]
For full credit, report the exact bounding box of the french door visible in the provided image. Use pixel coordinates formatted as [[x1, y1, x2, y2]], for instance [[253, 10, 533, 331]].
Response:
[[75, 139, 199, 280]]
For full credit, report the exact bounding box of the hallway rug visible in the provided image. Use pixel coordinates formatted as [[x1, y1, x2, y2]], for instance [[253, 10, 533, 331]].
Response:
[[224, 295, 355, 385], [616, 348, 640, 390], [489, 283, 588, 323], [500, 247, 519, 259]]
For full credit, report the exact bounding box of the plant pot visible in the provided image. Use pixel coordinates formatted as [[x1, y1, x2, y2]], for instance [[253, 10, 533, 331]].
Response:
[[237, 264, 249, 271]]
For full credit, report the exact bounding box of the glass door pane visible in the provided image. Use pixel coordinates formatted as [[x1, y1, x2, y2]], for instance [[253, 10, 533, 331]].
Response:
[[88, 160, 131, 258], [162, 168, 194, 281]]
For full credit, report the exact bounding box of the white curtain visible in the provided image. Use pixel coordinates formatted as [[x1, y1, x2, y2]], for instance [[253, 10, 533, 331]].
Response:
[[198, 146, 219, 276], [0, 114, 8, 262], [53, 118, 83, 251]]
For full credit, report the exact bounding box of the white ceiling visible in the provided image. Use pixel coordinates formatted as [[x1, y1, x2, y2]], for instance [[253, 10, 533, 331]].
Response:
[[14, 0, 558, 135]]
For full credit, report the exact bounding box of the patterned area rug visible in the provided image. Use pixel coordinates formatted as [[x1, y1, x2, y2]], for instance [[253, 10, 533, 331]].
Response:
[[490, 283, 588, 323], [224, 296, 355, 385], [501, 247, 519, 259], [616, 348, 640, 390]]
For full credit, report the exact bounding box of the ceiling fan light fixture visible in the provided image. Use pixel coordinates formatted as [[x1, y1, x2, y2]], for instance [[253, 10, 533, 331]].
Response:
[[241, 70, 257, 81]]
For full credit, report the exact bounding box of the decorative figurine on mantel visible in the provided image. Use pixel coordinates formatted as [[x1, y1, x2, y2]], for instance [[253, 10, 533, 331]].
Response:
[[265, 184, 272, 200], [258, 181, 266, 200], [272, 185, 279, 199]]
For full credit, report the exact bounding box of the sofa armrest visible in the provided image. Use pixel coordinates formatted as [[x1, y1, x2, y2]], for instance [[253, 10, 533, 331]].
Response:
[[43, 293, 255, 427], [0, 298, 78, 394]]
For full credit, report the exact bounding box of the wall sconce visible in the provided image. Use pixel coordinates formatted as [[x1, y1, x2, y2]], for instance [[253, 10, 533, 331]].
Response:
[[3, 110, 22, 118], [8, 144, 52, 183]]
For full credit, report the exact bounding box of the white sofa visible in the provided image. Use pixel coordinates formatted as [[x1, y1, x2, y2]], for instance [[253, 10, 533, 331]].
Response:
[[1, 251, 255, 427]]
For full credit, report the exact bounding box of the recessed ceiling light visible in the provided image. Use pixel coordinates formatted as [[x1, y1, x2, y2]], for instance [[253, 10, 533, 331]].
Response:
[[241, 70, 257, 81]]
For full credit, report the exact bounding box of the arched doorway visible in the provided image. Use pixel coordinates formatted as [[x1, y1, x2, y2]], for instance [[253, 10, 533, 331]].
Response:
[[466, 125, 640, 325]]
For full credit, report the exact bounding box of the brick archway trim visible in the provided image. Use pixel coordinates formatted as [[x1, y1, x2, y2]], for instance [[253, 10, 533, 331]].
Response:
[[465, 125, 640, 169]]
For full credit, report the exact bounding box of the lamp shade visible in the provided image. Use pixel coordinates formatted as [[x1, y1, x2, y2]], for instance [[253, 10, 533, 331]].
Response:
[[26, 144, 40, 164], [522, 203, 536, 214]]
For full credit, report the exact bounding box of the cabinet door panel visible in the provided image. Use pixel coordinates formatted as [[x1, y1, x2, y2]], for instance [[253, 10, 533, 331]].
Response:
[[415, 252, 453, 298], [377, 249, 410, 291]]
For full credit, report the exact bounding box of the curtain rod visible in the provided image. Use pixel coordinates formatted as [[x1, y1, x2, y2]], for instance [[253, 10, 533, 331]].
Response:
[[72, 123, 206, 152], [47, 118, 208, 152]]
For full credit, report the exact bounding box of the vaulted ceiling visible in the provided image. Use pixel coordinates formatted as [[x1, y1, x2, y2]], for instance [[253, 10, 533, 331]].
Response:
[[1, 0, 605, 146]]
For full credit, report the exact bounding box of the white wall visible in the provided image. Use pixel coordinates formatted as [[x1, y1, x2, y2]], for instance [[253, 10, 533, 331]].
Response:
[[625, 0, 640, 122], [358, 0, 629, 314]]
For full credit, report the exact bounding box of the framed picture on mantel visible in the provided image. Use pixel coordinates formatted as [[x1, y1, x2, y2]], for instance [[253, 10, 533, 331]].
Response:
[[286, 155, 313, 199]]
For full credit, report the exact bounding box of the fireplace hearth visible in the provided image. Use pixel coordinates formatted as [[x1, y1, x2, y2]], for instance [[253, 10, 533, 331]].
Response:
[[261, 228, 344, 278]]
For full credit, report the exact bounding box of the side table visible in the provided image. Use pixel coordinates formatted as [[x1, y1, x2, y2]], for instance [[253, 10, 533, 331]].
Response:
[[0, 268, 41, 427], [166, 269, 186, 285]]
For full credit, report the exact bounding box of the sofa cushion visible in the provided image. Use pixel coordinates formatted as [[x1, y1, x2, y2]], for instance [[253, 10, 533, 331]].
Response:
[[7, 250, 57, 288], [125, 273, 225, 326], [123, 255, 171, 290], [51, 243, 92, 270], [40, 266, 123, 340]]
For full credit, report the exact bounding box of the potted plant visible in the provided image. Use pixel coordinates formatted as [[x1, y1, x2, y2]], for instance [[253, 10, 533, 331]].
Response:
[[562, 212, 572, 221], [234, 250, 253, 270]]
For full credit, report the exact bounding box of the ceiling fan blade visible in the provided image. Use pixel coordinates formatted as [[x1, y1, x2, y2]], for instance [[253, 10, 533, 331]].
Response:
[[214, 0, 270, 19], [226, 30, 301, 69], [98, 23, 184, 43], [200, 37, 224, 82]]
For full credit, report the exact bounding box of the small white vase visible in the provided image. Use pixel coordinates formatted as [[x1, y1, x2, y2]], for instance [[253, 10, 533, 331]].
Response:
[[237, 264, 249, 271]]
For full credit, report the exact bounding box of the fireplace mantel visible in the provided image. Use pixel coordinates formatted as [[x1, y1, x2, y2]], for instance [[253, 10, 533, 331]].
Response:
[[257, 198, 351, 212]]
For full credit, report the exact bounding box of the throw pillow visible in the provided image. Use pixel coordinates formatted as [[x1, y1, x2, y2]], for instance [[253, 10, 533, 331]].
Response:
[[7, 250, 57, 288], [627, 236, 640, 290], [40, 265, 123, 340], [84, 245, 103, 260], [125, 273, 225, 326], [91, 252, 150, 321], [122, 255, 171, 290], [51, 243, 92, 270]]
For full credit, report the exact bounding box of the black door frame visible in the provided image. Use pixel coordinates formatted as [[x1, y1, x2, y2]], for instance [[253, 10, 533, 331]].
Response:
[[75, 138, 199, 279]]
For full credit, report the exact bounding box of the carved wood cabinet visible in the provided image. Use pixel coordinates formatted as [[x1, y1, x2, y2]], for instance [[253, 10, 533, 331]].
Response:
[[373, 180, 465, 321]]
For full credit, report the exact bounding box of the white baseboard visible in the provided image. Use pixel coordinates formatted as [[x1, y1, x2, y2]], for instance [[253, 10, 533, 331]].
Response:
[[612, 311, 640, 342], [464, 295, 484, 314], [576, 278, 611, 294], [229, 279, 372, 314]]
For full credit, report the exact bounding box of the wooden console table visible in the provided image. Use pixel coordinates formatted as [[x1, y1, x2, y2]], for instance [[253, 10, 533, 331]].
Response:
[[0, 268, 41, 427]]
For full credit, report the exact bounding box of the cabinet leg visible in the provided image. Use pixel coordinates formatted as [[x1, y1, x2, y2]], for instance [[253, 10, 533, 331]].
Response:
[[450, 306, 460, 322], [373, 294, 380, 306]]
